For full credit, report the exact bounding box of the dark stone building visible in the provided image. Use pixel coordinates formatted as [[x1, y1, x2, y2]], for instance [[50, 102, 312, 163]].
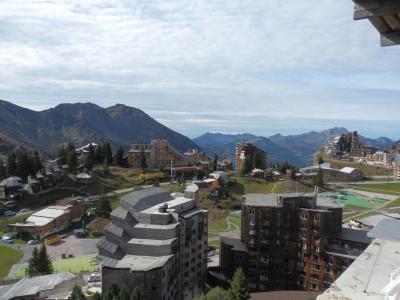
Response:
[[235, 143, 267, 174], [220, 192, 371, 292]]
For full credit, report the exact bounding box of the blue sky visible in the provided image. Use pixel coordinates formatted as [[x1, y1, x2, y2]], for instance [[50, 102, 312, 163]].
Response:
[[0, 0, 399, 139]]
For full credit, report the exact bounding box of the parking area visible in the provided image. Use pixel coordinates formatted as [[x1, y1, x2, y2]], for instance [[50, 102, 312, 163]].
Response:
[[46, 234, 100, 259]]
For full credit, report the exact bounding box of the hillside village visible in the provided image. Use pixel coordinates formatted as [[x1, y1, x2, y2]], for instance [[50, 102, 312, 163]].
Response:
[[0, 124, 400, 300]]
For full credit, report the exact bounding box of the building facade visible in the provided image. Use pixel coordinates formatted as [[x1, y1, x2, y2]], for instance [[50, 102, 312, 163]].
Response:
[[10, 197, 84, 240], [220, 193, 370, 292], [236, 143, 267, 174], [128, 139, 186, 169], [98, 185, 208, 300]]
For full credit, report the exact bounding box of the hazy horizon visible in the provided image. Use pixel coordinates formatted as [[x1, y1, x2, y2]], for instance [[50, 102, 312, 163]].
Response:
[[1, 1, 399, 139]]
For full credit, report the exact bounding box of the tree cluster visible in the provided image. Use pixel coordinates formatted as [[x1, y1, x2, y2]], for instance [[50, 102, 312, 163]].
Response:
[[25, 244, 53, 277], [95, 195, 112, 217], [73, 282, 141, 300], [272, 161, 298, 175], [58, 143, 79, 173], [1, 149, 44, 181], [195, 268, 249, 300], [58, 142, 128, 172]]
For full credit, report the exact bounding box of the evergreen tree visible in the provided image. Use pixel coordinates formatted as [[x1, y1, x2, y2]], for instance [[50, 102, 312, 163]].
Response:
[[102, 283, 120, 300], [92, 292, 102, 300], [130, 288, 141, 300], [104, 143, 113, 165], [95, 146, 104, 164], [213, 154, 218, 171], [58, 145, 68, 165], [96, 196, 112, 217], [115, 146, 125, 167], [228, 268, 249, 300], [38, 244, 53, 275], [0, 159, 6, 180], [17, 152, 34, 181], [85, 144, 95, 170], [118, 287, 130, 300], [26, 246, 40, 276], [67, 150, 78, 173], [69, 284, 85, 300], [139, 149, 147, 170], [6, 152, 17, 176], [195, 287, 229, 300], [33, 150, 43, 173]]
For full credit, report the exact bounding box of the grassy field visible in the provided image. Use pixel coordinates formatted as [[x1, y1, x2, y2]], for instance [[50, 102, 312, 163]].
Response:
[[13, 255, 99, 279], [0, 244, 23, 279], [352, 183, 400, 196], [330, 160, 393, 176]]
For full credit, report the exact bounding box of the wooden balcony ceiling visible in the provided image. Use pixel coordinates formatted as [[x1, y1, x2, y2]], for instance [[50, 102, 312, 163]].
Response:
[[353, 0, 400, 46]]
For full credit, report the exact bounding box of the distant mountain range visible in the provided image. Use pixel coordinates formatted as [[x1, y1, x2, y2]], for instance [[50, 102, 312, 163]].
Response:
[[0, 100, 197, 156], [193, 128, 396, 166], [0, 100, 396, 165]]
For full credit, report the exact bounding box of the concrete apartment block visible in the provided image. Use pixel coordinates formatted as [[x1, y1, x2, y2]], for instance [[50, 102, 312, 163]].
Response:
[[98, 185, 208, 300], [220, 192, 371, 292]]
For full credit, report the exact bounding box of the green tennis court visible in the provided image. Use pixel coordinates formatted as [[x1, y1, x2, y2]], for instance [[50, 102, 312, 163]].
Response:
[[329, 190, 386, 209]]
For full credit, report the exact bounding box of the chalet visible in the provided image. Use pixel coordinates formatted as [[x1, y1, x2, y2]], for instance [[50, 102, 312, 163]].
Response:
[[0, 177, 23, 200], [76, 172, 92, 185]]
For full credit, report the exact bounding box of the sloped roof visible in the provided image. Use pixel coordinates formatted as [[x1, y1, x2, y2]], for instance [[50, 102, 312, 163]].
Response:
[[0, 272, 76, 300]]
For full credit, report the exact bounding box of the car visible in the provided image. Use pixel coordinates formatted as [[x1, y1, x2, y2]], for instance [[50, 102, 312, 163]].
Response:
[[4, 210, 16, 217], [19, 208, 31, 213], [1, 236, 13, 243], [28, 240, 39, 245]]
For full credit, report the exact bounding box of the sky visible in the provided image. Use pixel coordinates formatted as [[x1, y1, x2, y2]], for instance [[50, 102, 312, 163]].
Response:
[[0, 0, 399, 139]]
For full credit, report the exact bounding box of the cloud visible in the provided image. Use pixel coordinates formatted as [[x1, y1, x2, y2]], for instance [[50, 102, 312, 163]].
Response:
[[0, 0, 399, 138]]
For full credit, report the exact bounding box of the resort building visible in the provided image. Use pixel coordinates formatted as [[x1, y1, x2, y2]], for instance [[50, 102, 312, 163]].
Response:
[[10, 197, 84, 240], [299, 163, 363, 182], [128, 139, 186, 169], [236, 143, 267, 174], [318, 218, 400, 300], [98, 185, 208, 300], [219, 192, 370, 292], [394, 165, 400, 181]]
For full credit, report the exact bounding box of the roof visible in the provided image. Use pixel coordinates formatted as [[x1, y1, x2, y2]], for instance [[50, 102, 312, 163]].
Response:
[[115, 254, 173, 271], [353, 213, 400, 227], [0, 272, 76, 300], [13, 206, 70, 227], [338, 228, 372, 244], [121, 187, 171, 212], [340, 167, 357, 174], [367, 218, 400, 242], [0, 177, 22, 187], [76, 172, 91, 179], [318, 239, 400, 300]]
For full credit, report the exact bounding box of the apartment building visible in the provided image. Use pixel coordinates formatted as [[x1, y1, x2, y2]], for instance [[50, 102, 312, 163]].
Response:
[[394, 165, 400, 181], [98, 185, 208, 300], [220, 193, 370, 292], [128, 139, 186, 169], [236, 143, 267, 174]]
